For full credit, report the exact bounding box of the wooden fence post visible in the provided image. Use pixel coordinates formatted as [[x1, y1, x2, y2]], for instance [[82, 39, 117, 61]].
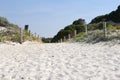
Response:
[[20, 28, 23, 44], [64, 36, 66, 41], [49, 40, 51, 43], [28, 30, 31, 40], [60, 38, 62, 43], [68, 34, 71, 40], [74, 30, 77, 38], [1, 30, 4, 42], [29, 30, 31, 37], [35, 33, 36, 37], [85, 24, 88, 35], [58, 39, 60, 43], [37, 35, 39, 41], [103, 22, 107, 39], [38, 35, 39, 39]]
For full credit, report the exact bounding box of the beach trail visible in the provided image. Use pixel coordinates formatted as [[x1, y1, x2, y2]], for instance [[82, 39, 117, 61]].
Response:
[[0, 42, 120, 80]]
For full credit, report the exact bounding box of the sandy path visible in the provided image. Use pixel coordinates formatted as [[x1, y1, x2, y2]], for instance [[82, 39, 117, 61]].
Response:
[[0, 42, 120, 80]]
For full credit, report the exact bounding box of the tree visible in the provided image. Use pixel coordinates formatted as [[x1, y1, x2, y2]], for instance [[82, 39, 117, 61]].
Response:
[[74, 25, 84, 33], [51, 18, 86, 42], [90, 5, 120, 24], [73, 18, 85, 25]]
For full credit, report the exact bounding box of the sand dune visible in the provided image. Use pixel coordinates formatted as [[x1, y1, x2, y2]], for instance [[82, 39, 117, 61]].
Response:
[[0, 42, 120, 80]]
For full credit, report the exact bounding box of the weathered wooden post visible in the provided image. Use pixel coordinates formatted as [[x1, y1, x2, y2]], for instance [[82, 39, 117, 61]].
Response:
[[1, 30, 4, 42], [103, 22, 107, 39], [28, 30, 31, 40], [68, 34, 71, 40], [60, 38, 62, 43], [20, 28, 23, 44], [58, 40, 59, 43], [34, 33, 37, 37], [29, 30, 31, 37], [85, 24, 88, 35], [64, 36, 66, 41], [38, 35, 39, 39], [37, 35, 39, 41], [74, 30, 77, 38], [49, 40, 51, 43]]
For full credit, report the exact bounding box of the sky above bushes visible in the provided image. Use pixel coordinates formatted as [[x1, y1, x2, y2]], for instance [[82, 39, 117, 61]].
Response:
[[0, 0, 119, 37]]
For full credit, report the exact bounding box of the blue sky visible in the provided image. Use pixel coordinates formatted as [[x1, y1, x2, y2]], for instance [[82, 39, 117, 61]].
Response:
[[0, 0, 120, 37]]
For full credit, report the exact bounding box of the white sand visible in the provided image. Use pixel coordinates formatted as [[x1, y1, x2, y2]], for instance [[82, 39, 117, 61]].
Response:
[[0, 42, 120, 80]]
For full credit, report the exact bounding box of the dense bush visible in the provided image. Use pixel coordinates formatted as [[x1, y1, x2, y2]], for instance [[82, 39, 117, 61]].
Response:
[[0, 16, 41, 43], [51, 19, 85, 42], [73, 18, 85, 25], [90, 5, 120, 23], [42, 37, 52, 43], [0, 16, 9, 26], [51, 5, 120, 43]]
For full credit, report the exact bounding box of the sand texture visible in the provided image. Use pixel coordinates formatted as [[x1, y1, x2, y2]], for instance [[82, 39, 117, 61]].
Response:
[[0, 42, 120, 80]]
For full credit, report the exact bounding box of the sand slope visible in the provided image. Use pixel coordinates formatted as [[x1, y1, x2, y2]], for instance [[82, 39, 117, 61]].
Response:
[[0, 42, 120, 80]]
